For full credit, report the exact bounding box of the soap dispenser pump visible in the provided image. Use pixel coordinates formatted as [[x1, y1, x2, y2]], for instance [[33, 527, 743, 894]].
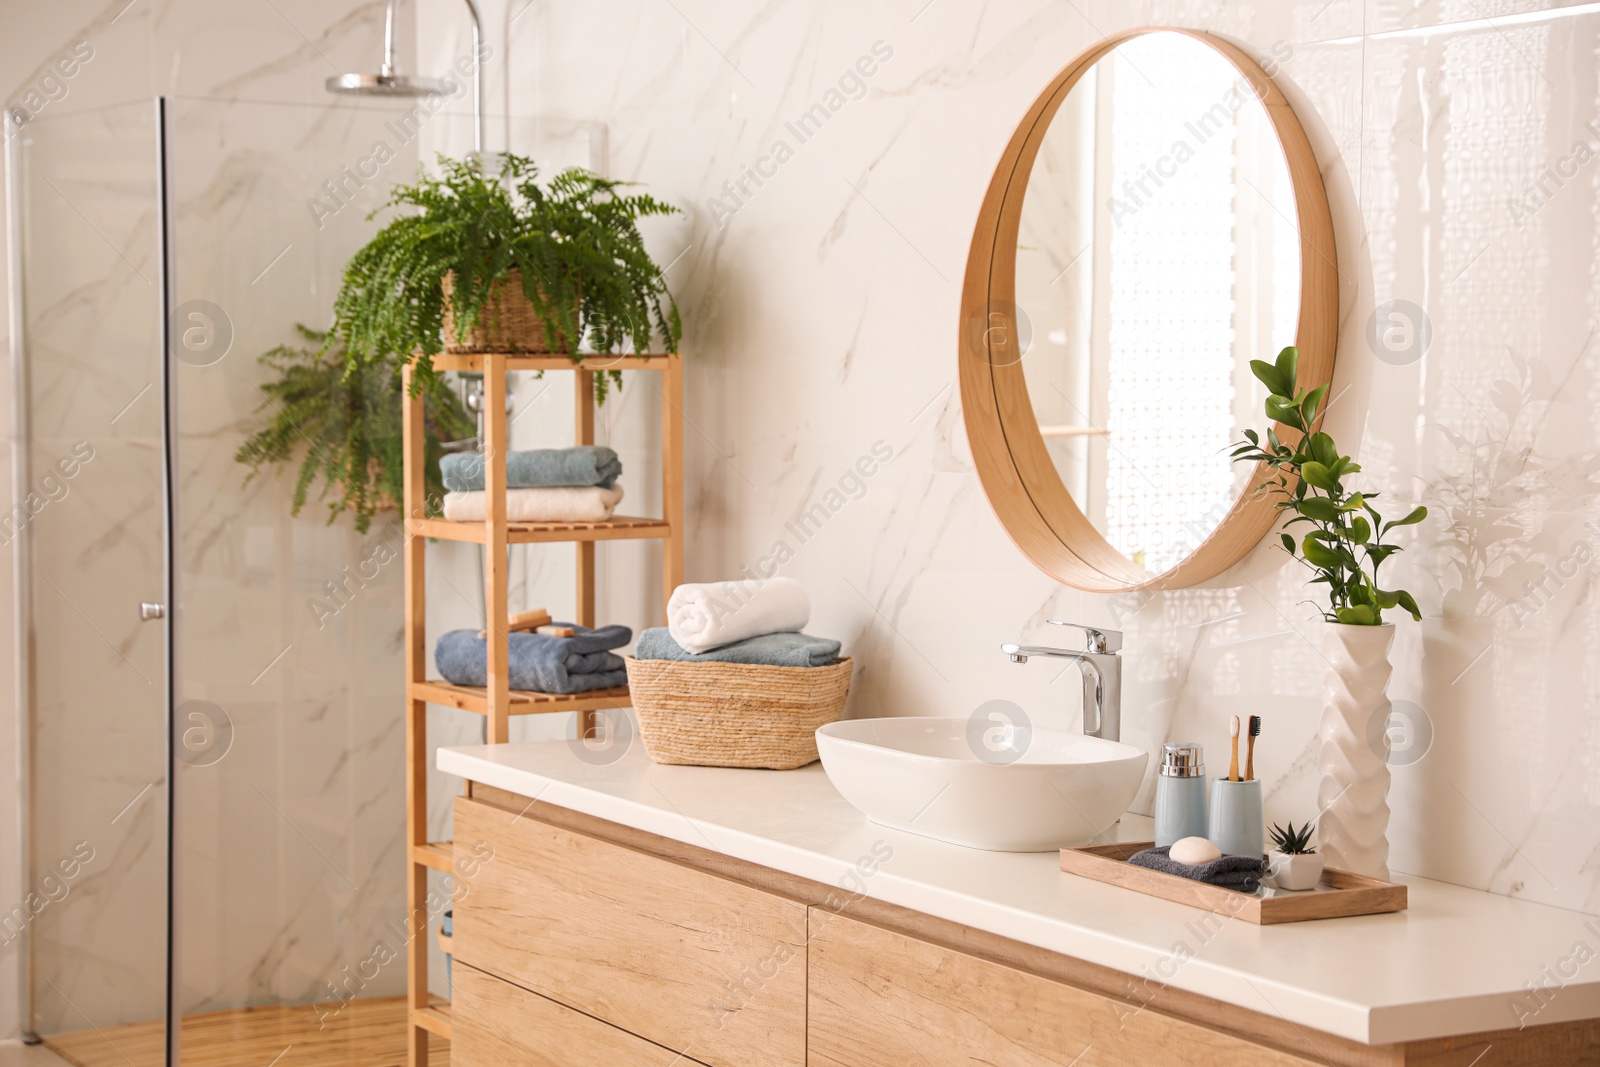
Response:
[[1154, 742, 1208, 847]]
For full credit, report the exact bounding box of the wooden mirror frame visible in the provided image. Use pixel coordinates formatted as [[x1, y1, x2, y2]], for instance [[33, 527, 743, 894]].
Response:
[[959, 28, 1338, 592]]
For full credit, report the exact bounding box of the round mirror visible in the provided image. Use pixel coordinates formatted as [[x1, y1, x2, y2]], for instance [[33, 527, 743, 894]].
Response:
[[960, 29, 1337, 592]]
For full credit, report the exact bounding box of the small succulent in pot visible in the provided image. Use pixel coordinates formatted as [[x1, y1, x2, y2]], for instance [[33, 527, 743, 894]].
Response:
[[1267, 820, 1325, 892]]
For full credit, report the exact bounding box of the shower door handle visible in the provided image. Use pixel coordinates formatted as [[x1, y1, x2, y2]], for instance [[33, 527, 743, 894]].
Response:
[[139, 601, 165, 621]]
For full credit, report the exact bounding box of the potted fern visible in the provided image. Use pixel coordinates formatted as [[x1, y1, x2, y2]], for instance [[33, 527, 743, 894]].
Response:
[[1231, 346, 1427, 880], [331, 153, 682, 403], [235, 326, 474, 533]]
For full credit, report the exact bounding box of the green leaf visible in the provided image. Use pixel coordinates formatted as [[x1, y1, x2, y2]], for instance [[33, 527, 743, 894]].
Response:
[[1382, 506, 1429, 534], [1265, 394, 1304, 429], [1274, 346, 1299, 393], [1301, 461, 1340, 492], [1373, 588, 1400, 609], [1366, 544, 1399, 565], [1302, 536, 1342, 569], [1297, 497, 1341, 522], [1308, 432, 1338, 467], [1251, 359, 1291, 398], [1336, 605, 1380, 625], [1396, 590, 1422, 621], [1349, 516, 1371, 543], [1280, 533, 1296, 553], [1243, 429, 1259, 444], [1301, 383, 1330, 424]]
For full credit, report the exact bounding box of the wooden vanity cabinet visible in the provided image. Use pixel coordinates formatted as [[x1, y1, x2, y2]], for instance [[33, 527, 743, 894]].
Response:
[[450, 787, 1600, 1067], [450, 796, 806, 1067], [452, 962, 712, 1066], [806, 909, 1320, 1067]]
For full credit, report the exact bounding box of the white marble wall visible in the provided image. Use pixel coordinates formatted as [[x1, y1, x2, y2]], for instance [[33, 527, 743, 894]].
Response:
[[8, 0, 1600, 1045], [414, 0, 1600, 917]]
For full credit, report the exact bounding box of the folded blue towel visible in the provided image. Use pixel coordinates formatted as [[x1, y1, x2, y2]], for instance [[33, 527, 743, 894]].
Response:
[[435, 623, 632, 694], [441, 446, 621, 492], [634, 627, 841, 668]]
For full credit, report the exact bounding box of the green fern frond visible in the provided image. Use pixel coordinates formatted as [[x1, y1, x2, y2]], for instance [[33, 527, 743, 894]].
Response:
[[235, 327, 474, 533]]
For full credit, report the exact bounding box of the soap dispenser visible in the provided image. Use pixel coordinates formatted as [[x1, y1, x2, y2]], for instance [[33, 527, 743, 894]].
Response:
[[1154, 743, 1207, 847]]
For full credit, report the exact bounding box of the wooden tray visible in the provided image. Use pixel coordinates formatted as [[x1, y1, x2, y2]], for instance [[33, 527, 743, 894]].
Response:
[[1059, 841, 1407, 925]]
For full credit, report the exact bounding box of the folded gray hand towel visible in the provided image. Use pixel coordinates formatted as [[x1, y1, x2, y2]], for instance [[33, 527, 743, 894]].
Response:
[[634, 626, 841, 667], [1128, 846, 1267, 892], [435, 623, 631, 694], [441, 446, 621, 492]]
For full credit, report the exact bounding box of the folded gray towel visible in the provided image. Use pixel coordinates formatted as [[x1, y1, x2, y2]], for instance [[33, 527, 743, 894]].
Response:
[[1128, 846, 1266, 892], [441, 446, 621, 492], [634, 626, 842, 667], [435, 623, 631, 694]]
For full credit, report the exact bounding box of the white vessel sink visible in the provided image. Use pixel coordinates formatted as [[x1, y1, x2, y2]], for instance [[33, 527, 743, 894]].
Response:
[[815, 716, 1148, 852]]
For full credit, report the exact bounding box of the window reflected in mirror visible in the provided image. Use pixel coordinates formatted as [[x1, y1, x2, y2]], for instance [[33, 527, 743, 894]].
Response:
[[1017, 31, 1301, 576]]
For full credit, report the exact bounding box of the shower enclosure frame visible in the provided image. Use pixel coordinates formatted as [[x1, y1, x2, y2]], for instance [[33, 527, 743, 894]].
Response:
[[154, 95, 182, 1067], [4, 98, 40, 1054]]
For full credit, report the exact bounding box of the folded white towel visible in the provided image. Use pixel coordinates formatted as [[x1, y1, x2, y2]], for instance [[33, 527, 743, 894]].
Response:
[[442, 484, 624, 523], [667, 577, 810, 654]]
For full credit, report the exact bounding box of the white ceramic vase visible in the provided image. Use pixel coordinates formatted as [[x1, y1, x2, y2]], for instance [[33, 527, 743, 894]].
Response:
[[1317, 622, 1394, 879]]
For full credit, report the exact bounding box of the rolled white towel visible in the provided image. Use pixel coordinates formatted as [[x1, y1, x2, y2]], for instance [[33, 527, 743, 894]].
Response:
[[443, 484, 624, 523], [668, 577, 810, 654]]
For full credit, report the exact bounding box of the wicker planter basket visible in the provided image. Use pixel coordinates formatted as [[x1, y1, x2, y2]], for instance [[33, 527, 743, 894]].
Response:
[[441, 269, 572, 354], [624, 655, 853, 770]]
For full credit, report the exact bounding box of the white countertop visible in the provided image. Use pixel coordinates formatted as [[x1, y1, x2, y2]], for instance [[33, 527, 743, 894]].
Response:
[[438, 741, 1600, 1046]]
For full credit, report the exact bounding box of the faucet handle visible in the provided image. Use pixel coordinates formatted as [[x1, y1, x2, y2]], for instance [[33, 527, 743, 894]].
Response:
[[1046, 621, 1122, 654]]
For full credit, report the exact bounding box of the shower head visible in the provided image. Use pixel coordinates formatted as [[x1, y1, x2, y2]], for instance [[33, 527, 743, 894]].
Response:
[[324, 72, 447, 97], [327, 0, 484, 154]]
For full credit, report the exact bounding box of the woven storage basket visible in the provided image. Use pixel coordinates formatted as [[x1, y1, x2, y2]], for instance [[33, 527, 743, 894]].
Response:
[[624, 655, 853, 769], [441, 269, 571, 354]]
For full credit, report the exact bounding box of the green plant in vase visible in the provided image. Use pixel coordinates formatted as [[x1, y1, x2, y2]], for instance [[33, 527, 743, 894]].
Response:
[[235, 325, 474, 533], [1230, 346, 1427, 625], [1231, 345, 1428, 881], [330, 153, 682, 403]]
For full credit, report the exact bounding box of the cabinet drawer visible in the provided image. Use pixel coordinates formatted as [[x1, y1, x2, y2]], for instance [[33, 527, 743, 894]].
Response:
[[452, 797, 806, 1067], [453, 961, 710, 1066], [807, 911, 1321, 1067]]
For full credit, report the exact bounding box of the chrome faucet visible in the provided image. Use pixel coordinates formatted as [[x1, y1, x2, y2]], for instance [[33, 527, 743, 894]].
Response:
[[1002, 621, 1123, 742]]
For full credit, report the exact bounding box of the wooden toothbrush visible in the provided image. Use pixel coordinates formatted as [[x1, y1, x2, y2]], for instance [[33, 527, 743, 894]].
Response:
[[1246, 715, 1261, 781], [1228, 715, 1241, 781]]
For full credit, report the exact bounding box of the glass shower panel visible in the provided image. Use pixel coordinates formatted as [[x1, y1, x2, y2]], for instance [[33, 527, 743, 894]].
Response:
[[12, 90, 613, 1064], [11, 101, 167, 1048], [161, 96, 611, 1061], [161, 96, 431, 1046]]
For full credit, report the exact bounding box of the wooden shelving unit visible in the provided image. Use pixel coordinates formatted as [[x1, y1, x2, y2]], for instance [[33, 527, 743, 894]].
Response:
[[400, 352, 683, 1065]]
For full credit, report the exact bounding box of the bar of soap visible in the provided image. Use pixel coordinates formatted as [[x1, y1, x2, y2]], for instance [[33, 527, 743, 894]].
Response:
[[1170, 836, 1221, 866]]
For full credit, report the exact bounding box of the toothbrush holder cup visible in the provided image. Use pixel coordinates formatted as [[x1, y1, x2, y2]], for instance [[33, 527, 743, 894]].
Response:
[[1208, 778, 1264, 858]]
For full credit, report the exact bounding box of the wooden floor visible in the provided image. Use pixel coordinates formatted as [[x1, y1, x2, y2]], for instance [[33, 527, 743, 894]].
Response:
[[42, 996, 447, 1067]]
